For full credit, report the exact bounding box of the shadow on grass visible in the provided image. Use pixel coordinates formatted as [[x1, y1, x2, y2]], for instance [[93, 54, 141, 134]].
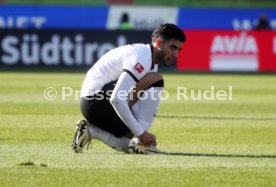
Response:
[[165, 152, 276, 159], [156, 115, 276, 121]]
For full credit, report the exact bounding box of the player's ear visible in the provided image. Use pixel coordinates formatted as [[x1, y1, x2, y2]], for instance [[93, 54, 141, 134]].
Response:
[[156, 38, 163, 48]]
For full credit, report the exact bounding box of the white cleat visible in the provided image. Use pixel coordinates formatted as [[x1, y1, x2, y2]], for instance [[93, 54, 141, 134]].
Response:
[[72, 120, 91, 153], [128, 137, 166, 155]]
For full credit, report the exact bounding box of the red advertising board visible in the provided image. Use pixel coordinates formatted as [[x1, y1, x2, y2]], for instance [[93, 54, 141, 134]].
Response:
[[177, 30, 276, 72]]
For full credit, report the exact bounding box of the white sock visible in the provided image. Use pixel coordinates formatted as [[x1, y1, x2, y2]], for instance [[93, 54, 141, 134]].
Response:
[[88, 124, 130, 153], [131, 87, 162, 131]]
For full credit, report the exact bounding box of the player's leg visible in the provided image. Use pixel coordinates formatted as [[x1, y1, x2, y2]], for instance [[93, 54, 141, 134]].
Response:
[[126, 72, 164, 154], [73, 81, 133, 153], [129, 72, 164, 108], [87, 122, 164, 154], [72, 118, 130, 153], [73, 73, 164, 153], [130, 72, 164, 131], [88, 123, 130, 153]]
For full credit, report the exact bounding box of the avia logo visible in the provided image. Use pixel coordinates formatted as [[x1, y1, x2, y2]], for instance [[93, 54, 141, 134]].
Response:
[[210, 32, 259, 71], [211, 32, 258, 54]]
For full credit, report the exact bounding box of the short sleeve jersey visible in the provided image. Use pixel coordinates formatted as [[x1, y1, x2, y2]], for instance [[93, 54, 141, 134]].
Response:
[[81, 44, 157, 97]]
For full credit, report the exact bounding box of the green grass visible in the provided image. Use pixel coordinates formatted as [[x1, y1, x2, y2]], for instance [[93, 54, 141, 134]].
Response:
[[5, 0, 276, 7], [0, 72, 276, 186]]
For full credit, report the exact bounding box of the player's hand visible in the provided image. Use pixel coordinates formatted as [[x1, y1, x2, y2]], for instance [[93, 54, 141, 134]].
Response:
[[138, 131, 157, 146]]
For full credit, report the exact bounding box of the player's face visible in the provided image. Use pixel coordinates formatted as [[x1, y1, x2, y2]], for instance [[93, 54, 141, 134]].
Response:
[[157, 39, 183, 66]]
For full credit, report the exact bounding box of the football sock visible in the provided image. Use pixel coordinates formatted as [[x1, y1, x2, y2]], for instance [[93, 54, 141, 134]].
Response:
[[131, 87, 163, 130], [88, 124, 130, 153]]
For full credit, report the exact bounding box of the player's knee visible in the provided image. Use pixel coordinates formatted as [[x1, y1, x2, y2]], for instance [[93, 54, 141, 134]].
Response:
[[136, 72, 164, 92], [144, 72, 164, 88], [149, 72, 163, 81]]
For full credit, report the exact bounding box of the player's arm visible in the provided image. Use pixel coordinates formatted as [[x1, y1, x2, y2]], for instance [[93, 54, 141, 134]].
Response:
[[109, 72, 156, 145], [110, 72, 143, 136]]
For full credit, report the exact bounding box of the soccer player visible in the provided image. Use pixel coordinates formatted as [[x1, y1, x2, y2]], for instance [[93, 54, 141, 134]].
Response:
[[72, 23, 186, 154]]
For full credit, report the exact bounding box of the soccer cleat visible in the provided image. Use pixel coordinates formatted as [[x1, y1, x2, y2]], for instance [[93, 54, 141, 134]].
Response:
[[72, 120, 91, 153], [128, 137, 166, 155]]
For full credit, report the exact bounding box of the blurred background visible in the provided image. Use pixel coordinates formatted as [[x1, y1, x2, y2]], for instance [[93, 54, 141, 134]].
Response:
[[0, 0, 276, 72]]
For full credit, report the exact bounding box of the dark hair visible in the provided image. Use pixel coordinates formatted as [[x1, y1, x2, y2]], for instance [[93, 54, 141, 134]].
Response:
[[151, 23, 186, 43]]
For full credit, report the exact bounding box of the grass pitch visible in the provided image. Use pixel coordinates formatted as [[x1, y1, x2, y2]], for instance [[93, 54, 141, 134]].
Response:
[[0, 71, 275, 186]]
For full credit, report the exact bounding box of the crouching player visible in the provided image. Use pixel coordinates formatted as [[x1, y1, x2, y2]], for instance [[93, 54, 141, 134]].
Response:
[[72, 23, 186, 154]]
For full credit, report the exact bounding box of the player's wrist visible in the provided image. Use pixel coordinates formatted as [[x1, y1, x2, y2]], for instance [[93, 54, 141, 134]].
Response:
[[135, 130, 145, 137]]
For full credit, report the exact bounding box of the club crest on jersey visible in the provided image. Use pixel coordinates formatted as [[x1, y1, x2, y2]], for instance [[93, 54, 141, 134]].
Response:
[[134, 63, 144, 74]]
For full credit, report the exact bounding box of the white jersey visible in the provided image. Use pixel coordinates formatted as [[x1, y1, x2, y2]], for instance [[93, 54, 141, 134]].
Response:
[[80, 43, 158, 137], [81, 44, 157, 97]]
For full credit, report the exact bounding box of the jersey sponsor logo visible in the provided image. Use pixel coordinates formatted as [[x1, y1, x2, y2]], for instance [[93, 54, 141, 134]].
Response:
[[134, 62, 144, 74]]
